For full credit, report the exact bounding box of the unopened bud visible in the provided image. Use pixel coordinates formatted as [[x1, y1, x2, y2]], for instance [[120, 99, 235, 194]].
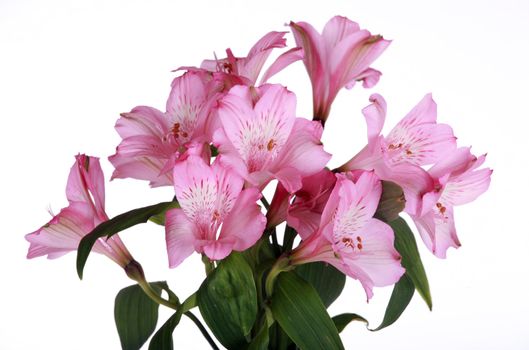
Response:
[[374, 181, 405, 223]]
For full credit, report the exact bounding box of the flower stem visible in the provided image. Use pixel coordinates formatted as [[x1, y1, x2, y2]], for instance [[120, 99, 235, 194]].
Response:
[[202, 254, 215, 275], [138, 280, 178, 310], [265, 254, 294, 297], [184, 311, 220, 350]]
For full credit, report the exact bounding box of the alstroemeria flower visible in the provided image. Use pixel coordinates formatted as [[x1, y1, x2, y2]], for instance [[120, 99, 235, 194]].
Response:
[[25, 155, 133, 268], [165, 155, 266, 267], [340, 93, 457, 215], [201, 31, 301, 86], [411, 147, 492, 258], [214, 84, 331, 193], [290, 16, 390, 123], [109, 71, 215, 186], [290, 171, 404, 300], [266, 169, 336, 235]]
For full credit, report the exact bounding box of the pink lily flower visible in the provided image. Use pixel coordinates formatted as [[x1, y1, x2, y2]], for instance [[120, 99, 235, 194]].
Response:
[[290, 16, 390, 124], [290, 171, 405, 300], [201, 31, 302, 86], [213, 84, 332, 193], [25, 155, 133, 268], [339, 93, 457, 215], [109, 71, 215, 187], [165, 155, 266, 267], [411, 147, 492, 258]]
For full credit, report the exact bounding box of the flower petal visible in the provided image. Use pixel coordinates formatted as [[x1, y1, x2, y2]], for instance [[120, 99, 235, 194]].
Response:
[[384, 94, 457, 167], [165, 208, 197, 268], [220, 188, 266, 251]]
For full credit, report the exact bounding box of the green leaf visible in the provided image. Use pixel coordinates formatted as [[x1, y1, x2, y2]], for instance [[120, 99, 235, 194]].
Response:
[[390, 217, 432, 309], [270, 272, 344, 350], [295, 262, 346, 308], [148, 310, 183, 350], [247, 324, 269, 350], [372, 274, 415, 331], [76, 201, 178, 279], [114, 282, 165, 350], [197, 252, 258, 349], [374, 181, 406, 222], [332, 313, 368, 333]]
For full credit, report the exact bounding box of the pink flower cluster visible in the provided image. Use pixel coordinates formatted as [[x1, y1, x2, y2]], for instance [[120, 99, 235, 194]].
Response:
[[26, 16, 491, 300]]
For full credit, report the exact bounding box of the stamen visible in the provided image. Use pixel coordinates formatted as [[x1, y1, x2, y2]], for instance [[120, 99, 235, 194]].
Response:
[[267, 139, 276, 151]]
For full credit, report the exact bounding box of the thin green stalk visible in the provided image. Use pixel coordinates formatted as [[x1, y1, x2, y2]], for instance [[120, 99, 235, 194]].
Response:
[[138, 281, 178, 310], [184, 311, 220, 350]]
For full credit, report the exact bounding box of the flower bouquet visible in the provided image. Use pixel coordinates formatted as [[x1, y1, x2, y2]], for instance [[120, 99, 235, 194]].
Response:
[[26, 15, 491, 350]]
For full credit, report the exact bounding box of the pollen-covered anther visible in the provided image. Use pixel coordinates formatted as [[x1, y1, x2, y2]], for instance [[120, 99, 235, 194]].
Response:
[[436, 202, 447, 215], [171, 123, 181, 138], [342, 237, 355, 248], [212, 210, 221, 221], [388, 143, 403, 150], [267, 139, 277, 151]]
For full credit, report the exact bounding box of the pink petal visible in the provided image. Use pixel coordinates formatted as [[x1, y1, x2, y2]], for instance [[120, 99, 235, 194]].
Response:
[[340, 218, 405, 299], [274, 167, 303, 193], [384, 93, 457, 167], [260, 47, 304, 84], [331, 172, 381, 243], [66, 155, 106, 221], [351, 68, 382, 89], [331, 34, 390, 92], [362, 93, 386, 150], [109, 106, 176, 187], [114, 106, 169, 139], [321, 16, 361, 49], [220, 188, 266, 251], [202, 240, 236, 261], [272, 118, 331, 182], [166, 71, 210, 144], [287, 169, 336, 239], [240, 31, 287, 83], [412, 208, 460, 259], [289, 21, 325, 85], [165, 208, 197, 268], [109, 135, 174, 187], [267, 182, 290, 228]]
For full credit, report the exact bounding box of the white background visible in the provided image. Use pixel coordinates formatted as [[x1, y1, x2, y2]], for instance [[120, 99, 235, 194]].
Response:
[[1, 0, 528, 349]]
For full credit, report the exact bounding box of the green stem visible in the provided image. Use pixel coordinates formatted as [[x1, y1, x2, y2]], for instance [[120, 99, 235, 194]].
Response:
[[138, 281, 178, 310], [184, 311, 220, 350], [260, 195, 270, 210], [202, 254, 215, 275], [265, 254, 294, 297], [270, 228, 281, 256], [127, 261, 217, 349], [282, 225, 297, 252]]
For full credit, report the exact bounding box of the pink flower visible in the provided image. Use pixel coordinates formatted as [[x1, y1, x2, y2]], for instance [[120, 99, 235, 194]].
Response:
[[165, 155, 266, 267], [25, 155, 133, 268], [200, 31, 300, 85], [290, 171, 405, 300], [290, 16, 390, 123], [214, 84, 331, 193], [109, 71, 215, 187], [411, 147, 492, 258], [340, 93, 457, 215], [266, 168, 336, 236], [286, 169, 337, 239]]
